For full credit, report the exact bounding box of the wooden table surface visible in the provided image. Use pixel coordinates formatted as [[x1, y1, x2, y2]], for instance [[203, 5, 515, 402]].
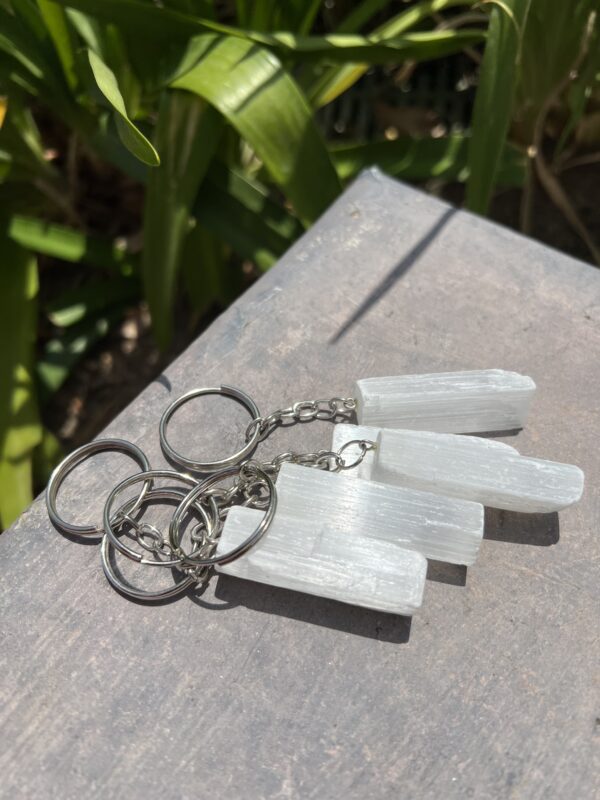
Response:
[[1, 170, 598, 800]]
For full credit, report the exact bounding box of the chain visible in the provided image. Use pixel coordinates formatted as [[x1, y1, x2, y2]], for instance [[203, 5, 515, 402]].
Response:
[[245, 396, 357, 443]]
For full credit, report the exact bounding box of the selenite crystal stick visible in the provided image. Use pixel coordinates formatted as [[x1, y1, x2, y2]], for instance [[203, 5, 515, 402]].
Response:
[[216, 505, 428, 616], [373, 428, 584, 513], [270, 462, 484, 566], [354, 369, 536, 433]]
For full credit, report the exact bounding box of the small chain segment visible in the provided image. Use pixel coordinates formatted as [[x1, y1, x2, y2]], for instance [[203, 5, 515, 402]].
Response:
[[245, 397, 356, 443]]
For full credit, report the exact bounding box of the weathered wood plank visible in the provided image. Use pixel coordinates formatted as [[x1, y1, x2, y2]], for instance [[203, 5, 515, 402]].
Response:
[[1, 170, 598, 800]]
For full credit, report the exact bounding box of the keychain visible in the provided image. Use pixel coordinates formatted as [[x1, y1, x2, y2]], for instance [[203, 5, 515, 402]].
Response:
[[45, 370, 584, 616]]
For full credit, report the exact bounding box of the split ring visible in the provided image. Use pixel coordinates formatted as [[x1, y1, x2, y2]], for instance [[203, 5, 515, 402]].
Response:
[[159, 385, 261, 472], [46, 438, 151, 538], [169, 463, 277, 567], [100, 486, 218, 602], [103, 469, 216, 567]]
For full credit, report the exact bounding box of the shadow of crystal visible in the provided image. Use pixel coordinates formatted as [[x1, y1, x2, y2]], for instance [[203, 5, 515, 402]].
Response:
[[427, 560, 467, 586], [484, 508, 560, 546], [211, 573, 412, 643]]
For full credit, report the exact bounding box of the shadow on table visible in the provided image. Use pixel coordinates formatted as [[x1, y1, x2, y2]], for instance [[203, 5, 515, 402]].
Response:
[[484, 508, 560, 546], [330, 207, 457, 343], [427, 560, 467, 586], [197, 574, 412, 643]]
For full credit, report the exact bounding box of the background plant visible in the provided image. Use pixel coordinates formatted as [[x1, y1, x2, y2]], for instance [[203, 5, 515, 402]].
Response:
[[0, 0, 597, 527]]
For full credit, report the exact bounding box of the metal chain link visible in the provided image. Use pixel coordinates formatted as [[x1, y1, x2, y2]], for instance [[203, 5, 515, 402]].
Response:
[[245, 396, 357, 443]]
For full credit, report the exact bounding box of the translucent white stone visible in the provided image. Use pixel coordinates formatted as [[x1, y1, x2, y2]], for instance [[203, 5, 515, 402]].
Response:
[[271, 462, 484, 565], [373, 428, 584, 513], [331, 423, 379, 479], [354, 369, 536, 433], [216, 505, 427, 616]]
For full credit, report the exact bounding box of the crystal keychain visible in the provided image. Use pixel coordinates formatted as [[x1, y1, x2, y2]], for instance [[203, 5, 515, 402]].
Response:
[[44, 370, 584, 619], [331, 425, 584, 513]]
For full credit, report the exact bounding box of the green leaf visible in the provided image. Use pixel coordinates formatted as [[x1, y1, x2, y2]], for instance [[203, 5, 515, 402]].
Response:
[[172, 35, 341, 225], [53, 0, 482, 63], [87, 48, 160, 167], [182, 223, 231, 314], [0, 101, 55, 183], [32, 426, 63, 487], [196, 164, 303, 268], [465, 0, 532, 214], [37, 309, 121, 400], [336, 0, 395, 33], [37, 0, 78, 89], [8, 215, 136, 271], [0, 224, 41, 528], [46, 275, 139, 326], [330, 135, 526, 186], [0, 5, 79, 124], [307, 0, 478, 107], [142, 90, 221, 347]]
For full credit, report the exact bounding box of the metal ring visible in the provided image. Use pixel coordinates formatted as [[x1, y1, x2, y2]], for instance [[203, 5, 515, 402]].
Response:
[[169, 464, 277, 567], [103, 470, 214, 567], [46, 438, 151, 538], [100, 486, 218, 602], [159, 385, 261, 472]]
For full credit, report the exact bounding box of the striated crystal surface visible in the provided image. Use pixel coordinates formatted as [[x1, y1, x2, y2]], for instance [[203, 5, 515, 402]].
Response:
[[373, 428, 584, 513], [332, 423, 379, 479], [271, 462, 484, 565], [354, 369, 536, 433], [216, 505, 427, 616]]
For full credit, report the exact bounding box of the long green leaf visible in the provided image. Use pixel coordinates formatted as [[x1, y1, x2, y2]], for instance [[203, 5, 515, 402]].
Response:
[[54, 0, 482, 63], [37, 309, 122, 400], [0, 6, 78, 123], [8, 215, 136, 271], [0, 224, 41, 527], [182, 223, 232, 315], [465, 0, 532, 214], [307, 0, 478, 106], [172, 36, 341, 225], [46, 275, 139, 326], [330, 135, 526, 186], [142, 90, 221, 347], [337, 0, 395, 33], [195, 168, 299, 270], [0, 102, 55, 183], [88, 48, 160, 167], [37, 0, 78, 89], [206, 163, 304, 241]]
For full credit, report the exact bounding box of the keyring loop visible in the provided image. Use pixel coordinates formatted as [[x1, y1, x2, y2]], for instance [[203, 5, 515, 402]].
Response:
[[169, 464, 277, 567], [159, 385, 261, 472], [103, 469, 215, 567], [46, 438, 151, 538], [100, 486, 219, 601]]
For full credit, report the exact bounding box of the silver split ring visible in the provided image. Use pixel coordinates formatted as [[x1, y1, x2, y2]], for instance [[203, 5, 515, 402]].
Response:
[[46, 438, 151, 538], [159, 385, 261, 472], [169, 464, 277, 567]]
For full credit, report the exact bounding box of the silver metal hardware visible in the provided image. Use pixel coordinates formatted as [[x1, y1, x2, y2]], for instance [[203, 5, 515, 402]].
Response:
[[47, 384, 374, 602]]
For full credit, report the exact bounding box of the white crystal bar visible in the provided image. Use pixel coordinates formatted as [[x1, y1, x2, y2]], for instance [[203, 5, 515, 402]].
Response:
[[216, 505, 427, 616], [354, 370, 536, 433], [373, 428, 584, 513], [332, 423, 520, 482], [272, 462, 484, 565], [331, 423, 380, 479]]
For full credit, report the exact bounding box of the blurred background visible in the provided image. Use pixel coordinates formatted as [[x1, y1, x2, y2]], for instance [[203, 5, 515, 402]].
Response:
[[0, 0, 598, 528]]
